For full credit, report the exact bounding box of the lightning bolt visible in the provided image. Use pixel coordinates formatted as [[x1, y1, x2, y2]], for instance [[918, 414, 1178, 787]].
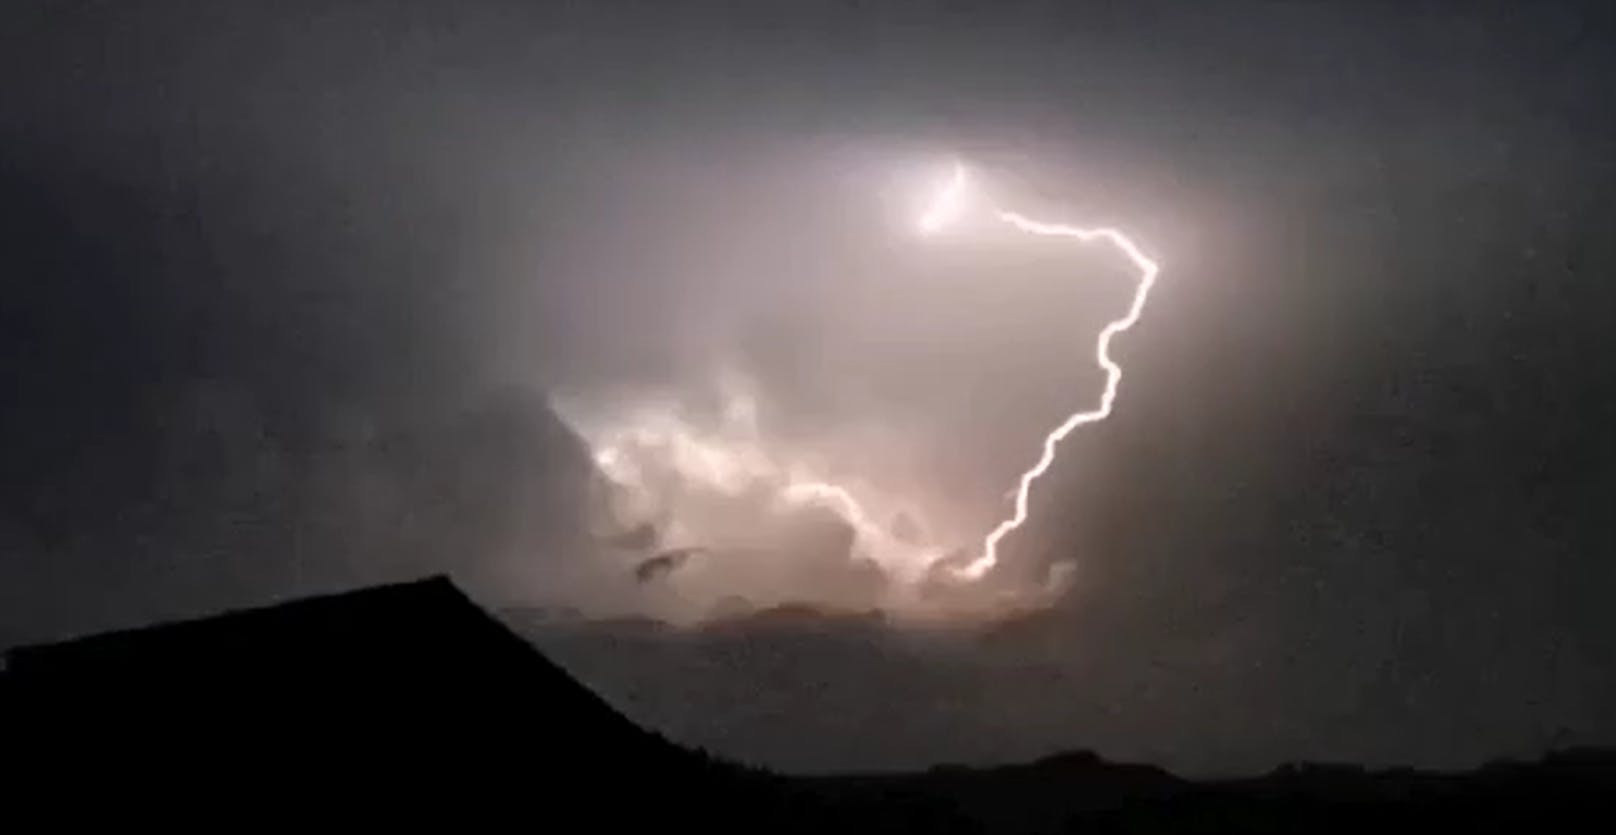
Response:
[[581, 159, 1159, 599], [925, 162, 1161, 581], [779, 161, 1160, 584], [961, 211, 1159, 579]]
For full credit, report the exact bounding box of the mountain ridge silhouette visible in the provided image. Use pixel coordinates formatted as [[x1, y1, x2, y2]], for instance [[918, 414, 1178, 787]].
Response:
[[4, 576, 1609, 831]]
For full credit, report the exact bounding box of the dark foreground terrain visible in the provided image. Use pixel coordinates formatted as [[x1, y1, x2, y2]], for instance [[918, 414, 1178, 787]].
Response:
[[3, 577, 1609, 831]]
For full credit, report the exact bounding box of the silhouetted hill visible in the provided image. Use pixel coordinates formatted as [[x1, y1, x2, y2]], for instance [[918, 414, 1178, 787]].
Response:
[[5, 579, 1611, 831], [3, 577, 760, 823], [797, 748, 1615, 833]]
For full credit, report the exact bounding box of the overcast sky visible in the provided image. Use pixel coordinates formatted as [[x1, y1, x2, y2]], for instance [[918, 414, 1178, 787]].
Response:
[[3, 0, 1614, 774]]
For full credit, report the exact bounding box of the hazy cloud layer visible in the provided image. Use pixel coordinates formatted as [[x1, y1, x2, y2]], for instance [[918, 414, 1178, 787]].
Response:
[[3, 1, 1613, 772]]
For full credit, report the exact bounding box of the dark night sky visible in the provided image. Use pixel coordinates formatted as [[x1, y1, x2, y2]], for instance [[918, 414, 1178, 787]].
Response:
[[3, 1, 1614, 774]]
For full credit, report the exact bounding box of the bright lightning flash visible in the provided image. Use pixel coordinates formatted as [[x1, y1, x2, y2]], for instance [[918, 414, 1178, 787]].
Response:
[[575, 158, 1160, 609], [916, 160, 1162, 581], [917, 161, 970, 235]]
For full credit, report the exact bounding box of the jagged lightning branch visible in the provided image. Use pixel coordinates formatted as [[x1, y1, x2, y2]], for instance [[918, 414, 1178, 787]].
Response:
[[924, 162, 1161, 580], [586, 160, 1159, 593]]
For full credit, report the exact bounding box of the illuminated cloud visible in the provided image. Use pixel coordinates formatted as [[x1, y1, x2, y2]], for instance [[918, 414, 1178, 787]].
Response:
[[553, 159, 1162, 620]]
